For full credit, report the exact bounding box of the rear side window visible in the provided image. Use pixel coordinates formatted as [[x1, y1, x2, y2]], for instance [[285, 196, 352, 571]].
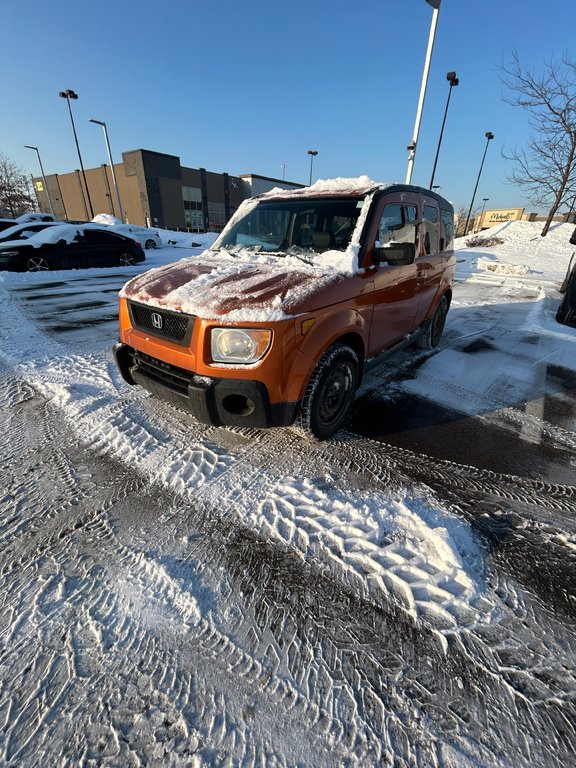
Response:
[[440, 209, 454, 251], [422, 205, 439, 254], [83, 230, 123, 244]]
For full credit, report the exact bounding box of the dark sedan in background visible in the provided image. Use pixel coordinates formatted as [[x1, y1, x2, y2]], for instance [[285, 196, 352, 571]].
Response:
[[0, 224, 146, 272], [0, 221, 59, 244]]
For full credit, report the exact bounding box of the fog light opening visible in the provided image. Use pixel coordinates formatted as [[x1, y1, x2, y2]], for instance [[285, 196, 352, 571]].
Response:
[[222, 394, 255, 416]]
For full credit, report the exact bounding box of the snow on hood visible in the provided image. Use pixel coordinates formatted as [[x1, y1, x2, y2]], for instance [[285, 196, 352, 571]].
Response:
[[120, 253, 352, 320], [0, 221, 58, 241]]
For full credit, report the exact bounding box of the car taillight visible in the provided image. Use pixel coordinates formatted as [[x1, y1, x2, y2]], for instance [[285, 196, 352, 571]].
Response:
[[133, 240, 141, 247]]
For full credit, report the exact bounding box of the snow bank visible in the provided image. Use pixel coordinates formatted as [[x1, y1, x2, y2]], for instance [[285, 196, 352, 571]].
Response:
[[456, 220, 576, 282]]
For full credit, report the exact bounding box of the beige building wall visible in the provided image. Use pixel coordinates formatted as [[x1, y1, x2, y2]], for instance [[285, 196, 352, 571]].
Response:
[[43, 165, 143, 224]]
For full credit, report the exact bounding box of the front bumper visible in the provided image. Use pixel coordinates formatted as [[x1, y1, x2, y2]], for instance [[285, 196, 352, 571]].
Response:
[[113, 341, 299, 429], [0, 253, 17, 270]]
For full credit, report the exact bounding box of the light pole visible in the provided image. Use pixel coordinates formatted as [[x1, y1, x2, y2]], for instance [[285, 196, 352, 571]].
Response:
[[464, 132, 494, 235], [89, 118, 124, 222], [75, 169, 89, 220], [55, 175, 68, 220], [405, 0, 441, 184], [281, 163, 286, 181], [100, 164, 114, 214], [59, 89, 94, 219], [477, 197, 489, 232], [429, 71, 459, 188], [307, 150, 318, 185], [24, 145, 55, 216]]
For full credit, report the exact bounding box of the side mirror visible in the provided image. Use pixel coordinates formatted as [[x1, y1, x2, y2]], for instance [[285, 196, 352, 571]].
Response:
[[373, 241, 416, 266]]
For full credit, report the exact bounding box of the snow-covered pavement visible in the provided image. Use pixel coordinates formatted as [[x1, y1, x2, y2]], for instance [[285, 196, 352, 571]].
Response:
[[0, 222, 575, 766]]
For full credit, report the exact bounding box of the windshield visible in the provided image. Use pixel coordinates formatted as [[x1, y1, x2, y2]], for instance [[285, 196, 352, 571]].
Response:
[[217, 197, 365, 256]]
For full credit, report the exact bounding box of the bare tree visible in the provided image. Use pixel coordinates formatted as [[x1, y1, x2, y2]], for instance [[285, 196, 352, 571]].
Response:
[[455, 203, 484, 237], [500, 52, 576, 237], [0, 153, 34, 218]]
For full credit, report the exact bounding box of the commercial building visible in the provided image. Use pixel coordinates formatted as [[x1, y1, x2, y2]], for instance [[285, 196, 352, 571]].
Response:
[[32, 149, 303, 231]]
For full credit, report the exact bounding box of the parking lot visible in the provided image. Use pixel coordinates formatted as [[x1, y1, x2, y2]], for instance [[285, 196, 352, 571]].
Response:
[[1, 237, 575, 767]]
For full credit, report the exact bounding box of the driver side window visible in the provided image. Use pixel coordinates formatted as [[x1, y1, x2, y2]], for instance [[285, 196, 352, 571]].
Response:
[[377, 204, 418, 246]]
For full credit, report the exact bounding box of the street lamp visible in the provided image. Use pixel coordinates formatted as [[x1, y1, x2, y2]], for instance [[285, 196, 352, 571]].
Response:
[[405, 0, 441, 184], [24, 145, 55, 216], [307, 150, 318, 185], [464, 132, 494, 235], [477, 197, 489, 231], [89, 118, 124, 222], [429, 70, 459, 188], [59, 89, 94, 219]]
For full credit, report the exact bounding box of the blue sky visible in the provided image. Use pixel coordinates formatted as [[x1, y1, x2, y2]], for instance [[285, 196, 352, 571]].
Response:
[[1, 0, 574, 213]]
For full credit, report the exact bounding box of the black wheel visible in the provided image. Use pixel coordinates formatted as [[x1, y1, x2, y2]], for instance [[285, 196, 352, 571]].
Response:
[[144, 239, 157, 249], [297, 344, 359, 439], [26, 255, 50, 272], [119, 252, 135, 266], [416, 295, 449, 350]]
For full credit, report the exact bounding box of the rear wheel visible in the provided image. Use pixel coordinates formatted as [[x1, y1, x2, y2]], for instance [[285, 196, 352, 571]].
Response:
[[26, 255, 50, 272], [416, 295, 449, 350], [297, 344, 358, 440], [119, 252, 135, 266]]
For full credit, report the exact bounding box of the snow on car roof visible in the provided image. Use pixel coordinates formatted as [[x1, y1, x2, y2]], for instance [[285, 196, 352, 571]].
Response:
[[23, 224, 85, 246], [7, 223, 128, 248], [259, 175, 386, 200], [92, 213, 122, 226]]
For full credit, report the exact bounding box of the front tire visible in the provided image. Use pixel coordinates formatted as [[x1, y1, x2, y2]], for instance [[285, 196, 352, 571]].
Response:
[[416, 295, 449, 350], [144, 239, 157, 249], [297, 344, 359, 440]]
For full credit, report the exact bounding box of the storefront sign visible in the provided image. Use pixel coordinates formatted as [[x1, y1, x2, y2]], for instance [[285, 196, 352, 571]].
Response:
[[484, 208, 524, 225]]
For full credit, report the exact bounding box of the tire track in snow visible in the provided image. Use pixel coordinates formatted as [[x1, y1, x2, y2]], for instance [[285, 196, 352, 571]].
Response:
[[2, 273, 576, 765], [0, 386, 402, 766]]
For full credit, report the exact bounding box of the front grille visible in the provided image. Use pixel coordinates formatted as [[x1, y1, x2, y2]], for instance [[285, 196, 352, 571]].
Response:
[[129, 301, 194, 345], [132, 351, 191, 394]]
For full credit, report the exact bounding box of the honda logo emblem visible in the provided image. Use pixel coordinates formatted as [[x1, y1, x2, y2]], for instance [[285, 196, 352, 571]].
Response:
[[151, 312, 163, 330]]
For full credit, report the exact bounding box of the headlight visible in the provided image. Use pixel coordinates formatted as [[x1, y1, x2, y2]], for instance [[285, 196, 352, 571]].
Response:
[[211, 328, 272, 364]]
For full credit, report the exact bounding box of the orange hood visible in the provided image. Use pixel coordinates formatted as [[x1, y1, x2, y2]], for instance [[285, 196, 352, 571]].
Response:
[[120, 254, 366, 320]]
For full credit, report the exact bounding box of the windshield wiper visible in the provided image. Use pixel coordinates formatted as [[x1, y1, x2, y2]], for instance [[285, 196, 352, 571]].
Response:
[[289, 252, 315, 265]]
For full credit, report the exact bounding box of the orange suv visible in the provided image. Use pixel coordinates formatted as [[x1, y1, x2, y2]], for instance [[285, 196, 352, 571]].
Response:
[[113, 179, 455, 438]]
